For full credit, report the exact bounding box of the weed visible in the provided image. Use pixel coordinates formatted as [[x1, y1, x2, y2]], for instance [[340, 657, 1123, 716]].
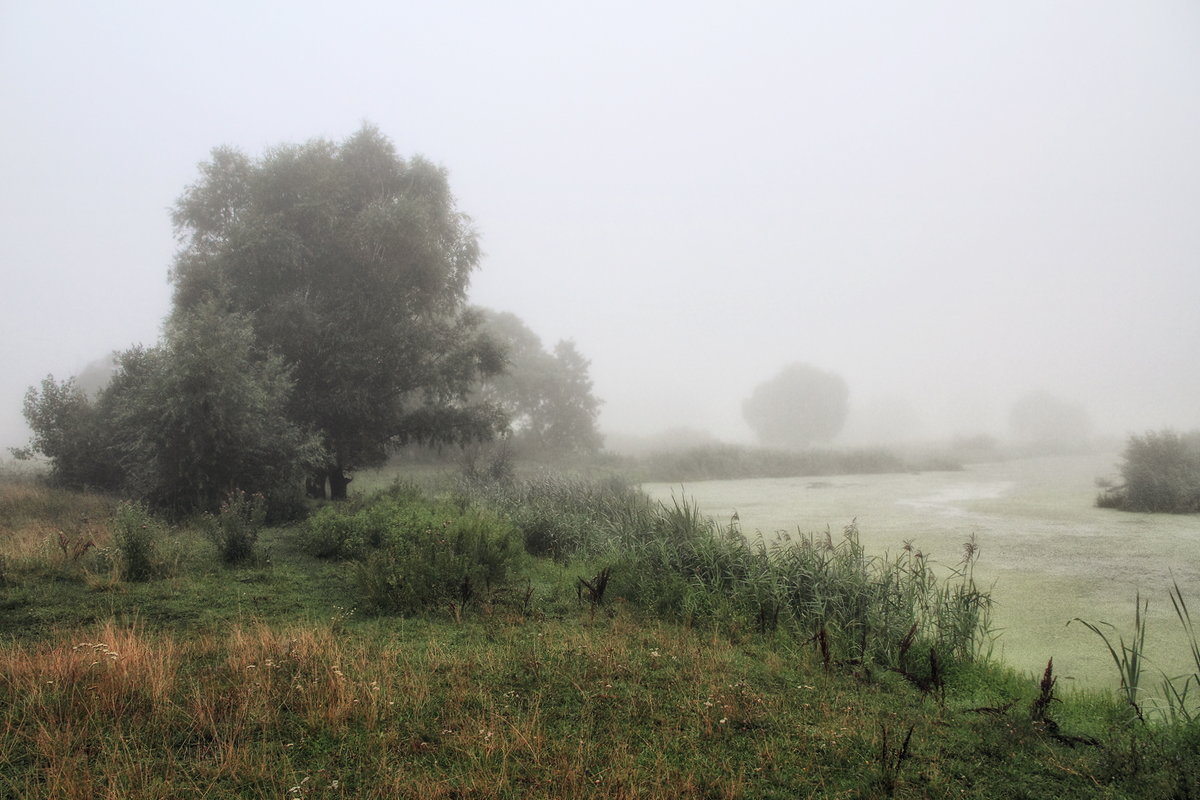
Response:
[[577, 567, 611, 606], [81, 547, 123, 591], [875, 722, 915, 796], [205, 489, 267, 565], [1030, 658, 1058, 724], [54, 528, 95, 565], [111, 502, 164, 582]]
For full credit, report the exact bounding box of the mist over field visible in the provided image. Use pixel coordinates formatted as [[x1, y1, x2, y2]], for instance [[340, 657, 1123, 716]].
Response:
[[3, 1, 1198, 452]]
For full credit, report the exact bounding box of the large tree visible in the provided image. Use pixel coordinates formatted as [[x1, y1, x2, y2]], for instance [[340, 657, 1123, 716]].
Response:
[[742, 363, 849, 448], [170, 125, 503, 498]]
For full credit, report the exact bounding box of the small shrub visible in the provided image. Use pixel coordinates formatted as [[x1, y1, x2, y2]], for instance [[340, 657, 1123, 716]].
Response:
[[205, 490, 267, 565], [299, 494, 445, 560], [112, 502, 165, 581], [300, 505, 367, 559]]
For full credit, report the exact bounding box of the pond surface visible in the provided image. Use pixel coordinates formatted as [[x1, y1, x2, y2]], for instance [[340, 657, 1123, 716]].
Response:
[[644, 454, 1200, 691]]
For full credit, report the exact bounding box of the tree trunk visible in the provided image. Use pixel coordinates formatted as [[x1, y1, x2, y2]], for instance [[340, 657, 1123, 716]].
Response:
[[306, 470, 328, 500], [328, 466, 353, 501]]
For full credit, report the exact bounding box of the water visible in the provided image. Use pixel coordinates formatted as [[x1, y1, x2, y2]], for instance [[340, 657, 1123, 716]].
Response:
[[644, 454, 1200, 690]]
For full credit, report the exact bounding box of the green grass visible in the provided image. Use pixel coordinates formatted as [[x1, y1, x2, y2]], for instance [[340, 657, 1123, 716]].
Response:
[[2, 476, 1198, 798], [0, 609, 1176, 799]]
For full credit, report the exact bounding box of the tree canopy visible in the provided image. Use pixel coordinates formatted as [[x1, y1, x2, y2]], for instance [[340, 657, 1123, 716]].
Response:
[[742, 363, 849, 449], [169, 125, 503, 497]]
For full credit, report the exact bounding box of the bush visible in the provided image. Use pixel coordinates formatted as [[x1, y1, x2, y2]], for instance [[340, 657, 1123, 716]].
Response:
[[1099, 430, 1200, 513], [299, 494, 446, 561], [300, 505, 368, 560], [352, 507, 524, 615], [299, 492, 525, 614], [111, 502, 165, 581], [204, 490, 266, 565]]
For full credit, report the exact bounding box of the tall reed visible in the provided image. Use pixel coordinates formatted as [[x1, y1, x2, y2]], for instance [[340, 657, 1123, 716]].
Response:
[[1153, 579, 1200, 724], [1071, 594, 1148, 720], [447, 476, 994, 672]]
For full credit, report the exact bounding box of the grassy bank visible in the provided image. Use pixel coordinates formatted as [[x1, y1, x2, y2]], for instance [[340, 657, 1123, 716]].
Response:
[[1, 476, 1198, 798]]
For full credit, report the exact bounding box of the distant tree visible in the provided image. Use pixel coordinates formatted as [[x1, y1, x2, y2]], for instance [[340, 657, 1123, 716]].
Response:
[[1098, 429, 1200, 513], [1008, 391, 1092, 453], [22, 303, 322, 517], [539, 340, 604, 454], [474, 309, 603, 455], [742, 363, 849, 448], [169, 125, 503, 498]]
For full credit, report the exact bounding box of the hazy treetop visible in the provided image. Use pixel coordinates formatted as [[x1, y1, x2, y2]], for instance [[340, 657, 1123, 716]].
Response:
[[3, 1, 1198, 449]]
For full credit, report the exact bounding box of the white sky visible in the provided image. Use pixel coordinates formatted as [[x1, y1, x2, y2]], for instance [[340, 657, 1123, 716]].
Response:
[[2, 0, 1198, 449]]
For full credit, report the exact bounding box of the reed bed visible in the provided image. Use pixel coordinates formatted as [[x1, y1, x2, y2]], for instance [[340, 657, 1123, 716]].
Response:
[[459, 476, 992, 676]]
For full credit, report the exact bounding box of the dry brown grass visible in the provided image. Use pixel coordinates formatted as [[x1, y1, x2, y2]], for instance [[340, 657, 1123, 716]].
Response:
[[0, 615, 798, 798], [0, 482, 116, 571], [2, 620, 179, 718]]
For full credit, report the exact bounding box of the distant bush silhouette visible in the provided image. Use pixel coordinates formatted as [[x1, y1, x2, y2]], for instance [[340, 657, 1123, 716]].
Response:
[[743, 363, 849, 448], [1098, 430, 1200, 513]]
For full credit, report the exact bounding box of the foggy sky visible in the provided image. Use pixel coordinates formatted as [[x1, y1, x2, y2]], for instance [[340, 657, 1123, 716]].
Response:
[[2, 1, 1198, 452]]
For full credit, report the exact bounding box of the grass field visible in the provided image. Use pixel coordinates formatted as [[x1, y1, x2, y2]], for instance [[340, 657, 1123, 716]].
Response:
[[2, 463, 1198, 797], [644, 453, 1200, 692]]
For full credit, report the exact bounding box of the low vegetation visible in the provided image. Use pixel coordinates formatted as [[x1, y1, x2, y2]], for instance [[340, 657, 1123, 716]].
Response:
[[611, 442, 955, 484], [2, 473, 1199, 797]]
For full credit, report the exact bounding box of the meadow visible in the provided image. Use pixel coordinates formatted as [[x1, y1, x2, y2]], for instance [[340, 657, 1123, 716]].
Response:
[[645, 453, 1200, 692], [1, 459, 1198, 798]]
